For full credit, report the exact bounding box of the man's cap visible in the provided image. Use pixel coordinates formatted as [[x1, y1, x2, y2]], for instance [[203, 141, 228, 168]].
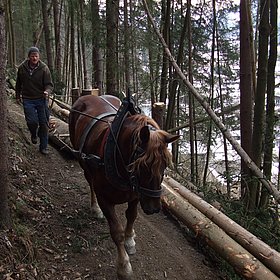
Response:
[[28, 47, 40, 56]]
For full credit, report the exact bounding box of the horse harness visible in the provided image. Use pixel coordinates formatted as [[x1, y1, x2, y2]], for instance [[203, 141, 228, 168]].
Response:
[[72, 96, 163, 198]]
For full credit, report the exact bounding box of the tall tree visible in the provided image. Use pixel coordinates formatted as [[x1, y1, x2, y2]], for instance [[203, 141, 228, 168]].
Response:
[[106, 0, 119, 96], [41, 0, 54, 71], [240, 0, 253, 202], [91, 0, 102, 93], [186, 0, 197, 183], [52, 0, 63, 86], [159, 0, 170, 109], [203, 0, 216, 186], [123, 0, 130, 90], [0, 0, 11, 229], [249, 0, 270, 210], [79, 0, 89, 89], [70, 0, 76, 89], [260, 0, 278, 209], [5, 0, 16, 68]]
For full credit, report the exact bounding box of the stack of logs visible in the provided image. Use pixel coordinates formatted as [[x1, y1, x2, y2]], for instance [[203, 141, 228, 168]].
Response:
[[47, 91, 280, 280]]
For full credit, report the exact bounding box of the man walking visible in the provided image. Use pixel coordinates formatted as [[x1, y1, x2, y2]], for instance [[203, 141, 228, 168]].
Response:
[[16, 47, 53, 155]]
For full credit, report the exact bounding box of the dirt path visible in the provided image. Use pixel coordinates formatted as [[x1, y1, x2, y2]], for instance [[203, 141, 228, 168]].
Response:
[[3, 100, 225, 280]]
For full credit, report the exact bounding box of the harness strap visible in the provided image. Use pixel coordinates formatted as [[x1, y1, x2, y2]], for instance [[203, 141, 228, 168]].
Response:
[[78, 112, 116, 158], [104, 96, 140, 188]]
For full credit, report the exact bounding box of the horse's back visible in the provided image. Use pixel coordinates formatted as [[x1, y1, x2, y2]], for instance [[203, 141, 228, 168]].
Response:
[[69, 95, 120, 149], [72, 95, 120, 115]]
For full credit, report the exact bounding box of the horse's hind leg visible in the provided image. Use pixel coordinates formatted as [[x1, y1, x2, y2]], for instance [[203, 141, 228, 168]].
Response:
[[84, 171, 104, 219], [90, 187, 104, 219], [124, 199, 138, 255], [99, 200, 133, 280]]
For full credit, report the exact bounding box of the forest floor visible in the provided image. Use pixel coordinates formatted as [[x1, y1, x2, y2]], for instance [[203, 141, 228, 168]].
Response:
[[0, 99, 228, 280]]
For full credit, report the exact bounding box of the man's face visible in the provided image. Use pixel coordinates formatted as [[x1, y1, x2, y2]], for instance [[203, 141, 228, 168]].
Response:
[[29, 52, 40, 66]]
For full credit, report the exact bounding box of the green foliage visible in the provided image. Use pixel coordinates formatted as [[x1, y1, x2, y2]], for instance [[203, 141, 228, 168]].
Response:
[[223, 199, 280, 252]]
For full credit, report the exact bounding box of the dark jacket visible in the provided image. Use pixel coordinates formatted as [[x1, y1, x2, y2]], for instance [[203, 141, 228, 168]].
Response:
[[16, 60, 53, 100]]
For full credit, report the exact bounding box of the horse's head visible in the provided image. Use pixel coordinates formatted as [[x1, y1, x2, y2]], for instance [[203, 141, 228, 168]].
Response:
[[122, 115, 179, 215]]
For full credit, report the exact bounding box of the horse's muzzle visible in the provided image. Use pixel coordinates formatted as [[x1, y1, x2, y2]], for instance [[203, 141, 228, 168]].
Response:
[[140, 199, 161, 215]]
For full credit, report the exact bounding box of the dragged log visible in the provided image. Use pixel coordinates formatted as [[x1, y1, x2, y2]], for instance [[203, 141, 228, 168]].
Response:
[[163, 176, 280, 278], [161, 184, 279, 280], [49, 116, 72, 154], [49, 98, 70, 122]]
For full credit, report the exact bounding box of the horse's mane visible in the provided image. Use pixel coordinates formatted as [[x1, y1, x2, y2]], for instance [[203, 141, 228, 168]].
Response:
[[128, 114, 173, 181]]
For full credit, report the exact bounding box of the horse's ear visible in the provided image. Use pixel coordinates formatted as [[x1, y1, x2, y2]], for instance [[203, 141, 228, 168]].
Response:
[[164, 133, 180, 144], [140, 126, 150, 145]]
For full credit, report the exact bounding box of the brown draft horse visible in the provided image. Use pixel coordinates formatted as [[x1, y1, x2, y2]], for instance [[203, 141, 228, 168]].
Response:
[[68, 94, 179, 280]]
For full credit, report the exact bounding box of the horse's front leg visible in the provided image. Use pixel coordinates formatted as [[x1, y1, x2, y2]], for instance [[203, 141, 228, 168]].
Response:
[[124, 199, 138, 255], [99, 201, 133, 280]]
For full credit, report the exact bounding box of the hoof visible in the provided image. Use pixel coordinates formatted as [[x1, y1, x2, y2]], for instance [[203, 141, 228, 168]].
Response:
[[117, 262, 133, 280], [91, 207, 104, 219], [125, 237, 136, 255]]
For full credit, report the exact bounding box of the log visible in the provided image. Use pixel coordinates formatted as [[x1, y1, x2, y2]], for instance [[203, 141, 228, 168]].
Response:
[[161, 184, 280, 280], [81, 88, 99, 96], [49, 98, 70, 122], [72, 87, 80, 104], [163, 176, 280, 278], [152, 102, 165, 129], [49, 116, 72, 154]]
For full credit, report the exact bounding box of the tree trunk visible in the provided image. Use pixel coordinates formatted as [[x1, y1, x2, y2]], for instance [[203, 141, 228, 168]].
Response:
[[5, 0, 16, 68], [163, 176, 280, 278], [186, 0, 197, 184], [106, 0, 119, 96], [41, 0, 54, 72], [52, 0, 62, 88], [70, 0, 76, 89], [159, 0, 170, 107], [142, 0, 280, 204], [260, 0, 277, 209], [161, 184, 279, 280], [0, 1, 11, 229], [249, 0, 270, 210], [91, 0, 102, 93], [123, 0, 130, 90], [203, 0, 216, 187], [79, 0, 89, 89]]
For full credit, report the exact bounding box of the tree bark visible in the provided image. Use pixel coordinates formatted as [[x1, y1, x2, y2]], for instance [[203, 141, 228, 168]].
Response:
[[163, 176, 280, 278], [91, 0, 103, 93], [260, 0, 277, 209], [249, 0, 270, 210], [240, 0, 253, 200], [142, 0, 280, 204], [41, 0, 54, 72], [106, 0, 119, 96], [161, 184, 279, 280], [79, 0, 89, 89], [159, 0, 170, 106], [52, 0, 62, 85], [0, 1, 11, 229]]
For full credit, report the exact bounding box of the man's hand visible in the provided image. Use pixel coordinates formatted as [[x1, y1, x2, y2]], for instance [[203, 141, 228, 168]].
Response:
[[43, 91, 49, 98], [16, 97, 22, 104]]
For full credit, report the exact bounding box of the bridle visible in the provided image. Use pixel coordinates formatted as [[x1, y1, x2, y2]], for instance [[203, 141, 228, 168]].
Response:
[[103, 95, 163, 198]]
